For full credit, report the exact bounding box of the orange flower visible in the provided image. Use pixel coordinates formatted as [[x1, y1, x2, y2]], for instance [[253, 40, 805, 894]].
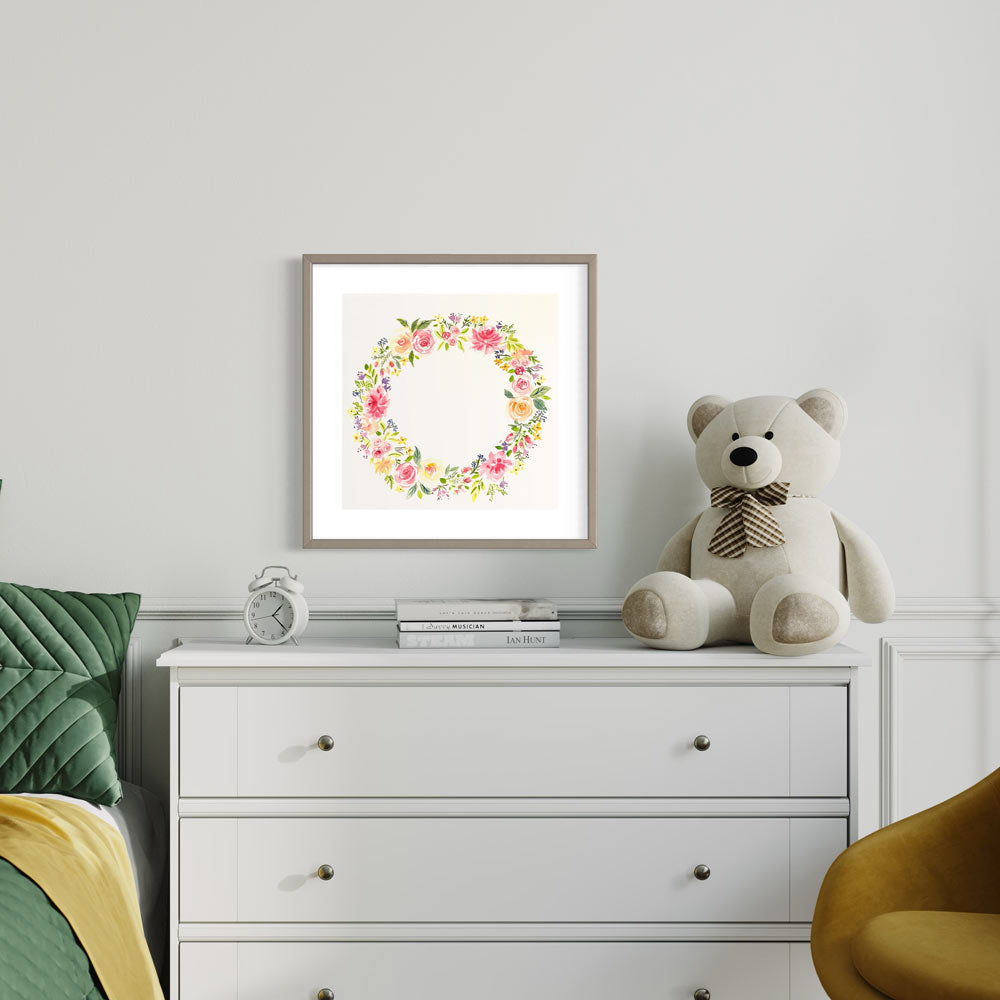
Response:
[[507, 397, 534, 423], [390, 332, 412, 355]]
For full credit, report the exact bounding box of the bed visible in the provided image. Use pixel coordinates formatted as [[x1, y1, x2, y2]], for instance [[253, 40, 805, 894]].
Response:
[[0, 584, 166, 999]]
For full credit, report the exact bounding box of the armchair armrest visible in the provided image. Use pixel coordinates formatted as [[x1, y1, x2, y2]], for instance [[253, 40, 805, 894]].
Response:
[[812, 768, 1000, 998]]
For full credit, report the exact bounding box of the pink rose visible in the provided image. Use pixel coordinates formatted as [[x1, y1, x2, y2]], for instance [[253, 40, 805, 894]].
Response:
[[511, 373, 534, 396], [412, 329, 435, 355], [371, 438, 391, 460], [365, 386, 390, 419], [510, 348, 532, 366], [440, 325, 460, 346], [470, 326, 502, 352], [394, 462, 417, 487], [481, 450, 512, 482]]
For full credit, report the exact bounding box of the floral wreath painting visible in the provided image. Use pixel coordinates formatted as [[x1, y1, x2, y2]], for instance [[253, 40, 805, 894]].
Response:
[[303, 255, 595, 548], [348, 314, 552, 503]]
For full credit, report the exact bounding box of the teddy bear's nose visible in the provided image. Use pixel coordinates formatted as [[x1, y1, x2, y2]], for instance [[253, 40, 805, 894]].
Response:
[[730, 446, 758, 467]]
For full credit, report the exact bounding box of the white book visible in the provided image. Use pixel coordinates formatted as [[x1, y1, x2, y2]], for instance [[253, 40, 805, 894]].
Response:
[[395, 598, 557, 622], [398, 620, 561, 632], [396, 629, 561, 649]]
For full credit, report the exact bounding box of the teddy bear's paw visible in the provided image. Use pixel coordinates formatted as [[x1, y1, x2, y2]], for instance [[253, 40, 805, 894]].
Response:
[[622, 589, 668, 640], [772, 593, 840, 644], [749, 574, 850, 656]]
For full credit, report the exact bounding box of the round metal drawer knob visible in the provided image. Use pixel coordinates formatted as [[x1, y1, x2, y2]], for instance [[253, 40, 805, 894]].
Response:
[[317, 991, 335, 1000], [317, 734, 335, 751], [694, 990, 711, 1000], [693, 734, 711, 751], [317, 864, 335, 881], [693, 864, 711, 881]]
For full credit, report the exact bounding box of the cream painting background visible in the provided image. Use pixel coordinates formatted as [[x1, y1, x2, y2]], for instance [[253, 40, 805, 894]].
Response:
[[341, 293, 559, 510]]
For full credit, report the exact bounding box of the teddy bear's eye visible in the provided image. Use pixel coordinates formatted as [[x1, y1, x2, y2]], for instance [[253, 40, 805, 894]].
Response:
[[731, 433, 739, 441], [764, 431, 774, 440]]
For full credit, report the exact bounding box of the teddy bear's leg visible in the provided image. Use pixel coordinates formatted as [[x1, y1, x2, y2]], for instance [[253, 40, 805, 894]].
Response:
[[749, 574, 850, 656], [622, 572, 738, 650]]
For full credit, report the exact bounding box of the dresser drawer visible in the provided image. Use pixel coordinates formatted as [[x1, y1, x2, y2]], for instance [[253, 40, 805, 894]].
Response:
[[179, 684, 846, 797], [180, 941, 793, 1000], [179, 817, 844, 923]]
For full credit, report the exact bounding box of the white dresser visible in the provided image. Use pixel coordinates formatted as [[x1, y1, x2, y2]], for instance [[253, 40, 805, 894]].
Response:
[[157, 638, 860, 1000]]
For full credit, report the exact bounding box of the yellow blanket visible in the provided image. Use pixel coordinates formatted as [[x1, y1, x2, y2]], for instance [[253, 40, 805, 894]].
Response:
[[0, 794, 163, 1000]]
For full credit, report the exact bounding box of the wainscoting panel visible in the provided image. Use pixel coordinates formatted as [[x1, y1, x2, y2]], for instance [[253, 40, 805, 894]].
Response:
[[880, 638, 1000, 825]]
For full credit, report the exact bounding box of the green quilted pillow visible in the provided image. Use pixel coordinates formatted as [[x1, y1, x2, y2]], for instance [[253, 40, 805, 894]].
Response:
[[0, 583, 140, 805]]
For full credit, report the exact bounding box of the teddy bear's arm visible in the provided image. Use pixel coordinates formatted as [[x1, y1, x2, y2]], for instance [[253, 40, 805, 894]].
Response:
[[830, 510, 895, 623], [655, 513, 704, 575]]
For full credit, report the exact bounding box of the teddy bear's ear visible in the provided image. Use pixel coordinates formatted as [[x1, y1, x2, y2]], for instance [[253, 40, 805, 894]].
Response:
[[687, 395, 731, 442], [797, 388, 848, 439]]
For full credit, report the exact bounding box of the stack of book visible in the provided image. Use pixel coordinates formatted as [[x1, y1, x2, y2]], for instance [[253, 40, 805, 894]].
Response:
[[395, 599, 560, 649]]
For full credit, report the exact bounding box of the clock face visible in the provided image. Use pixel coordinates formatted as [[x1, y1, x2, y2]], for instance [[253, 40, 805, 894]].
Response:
[[246, 589, 295, 643]]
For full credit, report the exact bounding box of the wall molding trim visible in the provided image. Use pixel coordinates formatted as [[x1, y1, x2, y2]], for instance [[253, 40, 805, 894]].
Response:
[[136, 595, 1000, 622], [879, 637, 1000, 827], [119, 639, 142, 785]]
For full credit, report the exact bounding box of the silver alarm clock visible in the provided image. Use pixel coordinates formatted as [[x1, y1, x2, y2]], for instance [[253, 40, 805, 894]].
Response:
[[243, 566, 309, 645]]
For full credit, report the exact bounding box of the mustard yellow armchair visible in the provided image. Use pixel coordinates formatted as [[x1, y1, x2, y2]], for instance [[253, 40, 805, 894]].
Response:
[[811, 767, 1000, 999]]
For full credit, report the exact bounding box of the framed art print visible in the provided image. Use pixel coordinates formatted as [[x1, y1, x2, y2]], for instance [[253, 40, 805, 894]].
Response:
[[303, 254, 596, 548]]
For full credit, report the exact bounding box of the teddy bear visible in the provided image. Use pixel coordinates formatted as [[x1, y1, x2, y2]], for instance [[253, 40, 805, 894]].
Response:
[[622, 389, 894, 656]]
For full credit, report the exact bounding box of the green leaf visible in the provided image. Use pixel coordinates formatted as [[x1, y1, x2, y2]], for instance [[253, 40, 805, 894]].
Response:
[[407, 485, 417, 498], [504, 389, 514, 398], [408, 351, 415, 365], [416, 319, 432, 330], [397, 318, 409, 327], [531, 386, 547, 397], [534, 398, 547, 410], [440, 477, 447, 484], [420, 483, 431, 495], [413, 445, 422, 464]]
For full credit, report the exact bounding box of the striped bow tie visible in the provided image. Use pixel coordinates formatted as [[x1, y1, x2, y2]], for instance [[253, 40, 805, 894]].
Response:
[[707, 482, 790, 558]]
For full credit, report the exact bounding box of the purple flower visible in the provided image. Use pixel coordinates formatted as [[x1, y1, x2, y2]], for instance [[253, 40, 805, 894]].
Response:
[[381, 377, 391, 390]]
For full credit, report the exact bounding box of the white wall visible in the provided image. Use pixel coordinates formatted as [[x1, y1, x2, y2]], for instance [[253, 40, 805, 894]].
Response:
[[2, 1, 999, 813]]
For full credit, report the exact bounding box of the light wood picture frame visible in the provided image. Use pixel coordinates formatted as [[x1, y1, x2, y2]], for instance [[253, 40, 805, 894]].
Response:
[[303, 254, 596, 548]]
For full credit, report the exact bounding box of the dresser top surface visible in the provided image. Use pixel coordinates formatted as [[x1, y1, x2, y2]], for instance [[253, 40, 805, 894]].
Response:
[[156, 637, 863, 669]]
